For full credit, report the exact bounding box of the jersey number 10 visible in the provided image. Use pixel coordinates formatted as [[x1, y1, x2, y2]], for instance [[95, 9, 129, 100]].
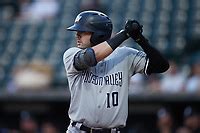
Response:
[[107, 92, 118, 108]]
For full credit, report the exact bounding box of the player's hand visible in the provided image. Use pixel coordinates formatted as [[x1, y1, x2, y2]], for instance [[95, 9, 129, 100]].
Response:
[[125, 20, 143, 41]]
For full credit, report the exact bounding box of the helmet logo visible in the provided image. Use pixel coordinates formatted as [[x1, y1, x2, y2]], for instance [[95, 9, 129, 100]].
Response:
[[75, 15, 82, 23]]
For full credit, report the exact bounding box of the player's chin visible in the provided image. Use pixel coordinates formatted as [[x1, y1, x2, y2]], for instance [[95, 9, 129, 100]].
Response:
[[77, 44, 85, 49], [77, 43, 81, 47]]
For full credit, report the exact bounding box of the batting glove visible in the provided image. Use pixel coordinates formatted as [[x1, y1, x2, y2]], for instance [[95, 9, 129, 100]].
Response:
[[125, 20, 143, 42]]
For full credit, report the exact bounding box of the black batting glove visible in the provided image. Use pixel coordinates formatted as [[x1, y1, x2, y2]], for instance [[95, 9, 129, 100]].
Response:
[[125, 20, 143, 42]]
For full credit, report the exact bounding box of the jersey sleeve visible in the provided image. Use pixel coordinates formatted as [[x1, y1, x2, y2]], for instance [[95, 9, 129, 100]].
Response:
[[131, 50, 149, 75], [63, 47, 82, 75], [123, 47, 149, 76]]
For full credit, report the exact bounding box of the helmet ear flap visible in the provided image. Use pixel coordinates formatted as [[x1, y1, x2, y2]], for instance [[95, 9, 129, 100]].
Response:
[[90, 32, 111, 45]]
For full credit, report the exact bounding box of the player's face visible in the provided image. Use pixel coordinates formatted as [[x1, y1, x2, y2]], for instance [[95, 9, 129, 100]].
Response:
[[76, 32, 92, 49]]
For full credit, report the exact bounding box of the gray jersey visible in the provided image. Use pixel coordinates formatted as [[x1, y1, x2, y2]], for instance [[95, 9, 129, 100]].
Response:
[[63, 46, 149, 128]]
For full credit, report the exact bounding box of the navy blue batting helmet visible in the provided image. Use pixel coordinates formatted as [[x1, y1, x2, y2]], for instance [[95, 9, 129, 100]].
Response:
[[67, 10, 113, 45]]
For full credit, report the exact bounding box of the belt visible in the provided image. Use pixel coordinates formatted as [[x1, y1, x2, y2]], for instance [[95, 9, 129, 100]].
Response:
[[72, 122, 121, 133]]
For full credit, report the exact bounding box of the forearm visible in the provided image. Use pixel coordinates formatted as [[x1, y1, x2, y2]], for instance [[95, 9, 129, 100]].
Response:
[[136, 35, 169, 74], [92, 42, 113, 62], [73, 43, 112, 71], [74, 30, 129, 71], [93, 30, 129, 62]]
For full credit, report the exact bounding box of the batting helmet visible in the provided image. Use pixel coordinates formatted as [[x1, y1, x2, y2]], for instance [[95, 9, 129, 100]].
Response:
[[67, 10, 113, 45]]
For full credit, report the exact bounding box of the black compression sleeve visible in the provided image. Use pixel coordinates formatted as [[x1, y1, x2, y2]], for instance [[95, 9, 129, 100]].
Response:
[[106, 30, 129, 50], [136, 35, 169, 74]]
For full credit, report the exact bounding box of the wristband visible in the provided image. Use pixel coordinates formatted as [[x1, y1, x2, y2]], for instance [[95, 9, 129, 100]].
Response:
[[106, 30, 129, 50]]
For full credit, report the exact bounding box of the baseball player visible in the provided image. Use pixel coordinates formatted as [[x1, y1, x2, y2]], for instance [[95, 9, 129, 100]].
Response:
[[63, 10, 169, 133]]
